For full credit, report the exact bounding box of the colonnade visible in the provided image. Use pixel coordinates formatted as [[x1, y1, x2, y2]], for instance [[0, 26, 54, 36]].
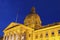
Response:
[[3, 32, 26, 40]]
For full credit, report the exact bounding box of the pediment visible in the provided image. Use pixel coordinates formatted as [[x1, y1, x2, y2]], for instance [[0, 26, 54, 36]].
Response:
[[3, 22, 19, 32]]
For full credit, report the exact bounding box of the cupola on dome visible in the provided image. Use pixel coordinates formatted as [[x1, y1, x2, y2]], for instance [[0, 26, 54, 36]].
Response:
[[24, 7, 42, 29]]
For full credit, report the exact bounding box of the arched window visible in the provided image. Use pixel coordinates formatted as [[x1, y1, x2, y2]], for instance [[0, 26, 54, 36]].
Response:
[[46, 32, 48, 37], [52, 32, 54, 36]]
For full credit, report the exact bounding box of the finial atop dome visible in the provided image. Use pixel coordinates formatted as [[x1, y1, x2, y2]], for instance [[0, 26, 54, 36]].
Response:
[[31, 7, 35, 13]]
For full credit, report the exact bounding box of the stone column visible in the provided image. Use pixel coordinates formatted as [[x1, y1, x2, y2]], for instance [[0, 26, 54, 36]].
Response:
[[15, 32, 21, 40], [16, 34, 19, 40], [3, 34, 9, 40], [4, 35, 8, 40], [3, 35, 6, 40], [11, 35, 14, 40], [5, 36, 7, 40], [16, 30, 21, 40], [9, 34, 11, 40], [21, 32, 26, 40], [14, 31, 19, 40]]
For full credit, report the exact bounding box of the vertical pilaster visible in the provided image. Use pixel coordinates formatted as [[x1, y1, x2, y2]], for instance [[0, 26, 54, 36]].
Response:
[[3, 34, 5, 40], [9, 33, 11, 40]]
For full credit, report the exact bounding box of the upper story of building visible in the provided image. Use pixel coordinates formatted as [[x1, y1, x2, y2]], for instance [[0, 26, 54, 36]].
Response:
[[3, 7, 60, 33]]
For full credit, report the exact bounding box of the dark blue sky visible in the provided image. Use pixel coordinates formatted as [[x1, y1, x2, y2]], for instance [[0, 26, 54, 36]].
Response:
[[0, 0, 60, 36]]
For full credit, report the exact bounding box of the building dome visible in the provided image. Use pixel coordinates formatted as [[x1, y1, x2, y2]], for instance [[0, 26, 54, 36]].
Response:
[[24, 7, 42, 29]]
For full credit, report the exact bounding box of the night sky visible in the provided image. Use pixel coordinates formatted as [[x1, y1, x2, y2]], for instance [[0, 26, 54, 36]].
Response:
[[0, 0, 60, 36]]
